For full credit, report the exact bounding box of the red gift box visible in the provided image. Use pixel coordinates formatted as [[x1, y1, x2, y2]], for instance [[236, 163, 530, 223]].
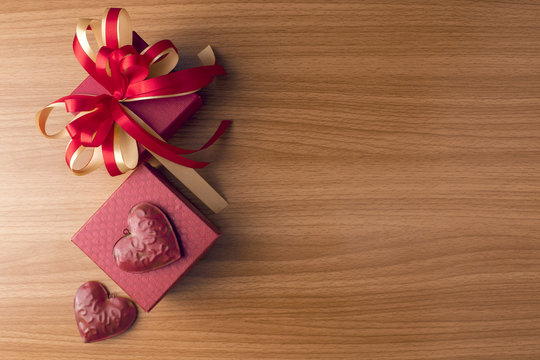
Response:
[[72, 163, 220, 311], [70, 32, 202, 162]]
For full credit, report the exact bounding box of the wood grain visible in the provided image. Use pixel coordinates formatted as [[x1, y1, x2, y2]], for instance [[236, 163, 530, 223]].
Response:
[[1, 0, 540, 358]]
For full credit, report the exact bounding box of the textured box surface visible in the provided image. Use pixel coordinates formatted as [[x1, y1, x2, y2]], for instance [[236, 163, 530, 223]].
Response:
[[72, 163, 220, 311]]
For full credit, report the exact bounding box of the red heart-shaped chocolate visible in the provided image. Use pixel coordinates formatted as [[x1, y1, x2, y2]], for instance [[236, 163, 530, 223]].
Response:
[[74, 281, 137, 343], [113, 202, 181, 273]]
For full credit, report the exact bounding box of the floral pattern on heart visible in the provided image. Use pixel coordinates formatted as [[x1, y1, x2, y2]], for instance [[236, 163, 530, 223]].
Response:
[[113, 202, 181, 273], [74, 281, 137, 342]]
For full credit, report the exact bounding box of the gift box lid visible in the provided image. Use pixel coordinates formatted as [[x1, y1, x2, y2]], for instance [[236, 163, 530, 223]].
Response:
[[72, 163, 221, 311]]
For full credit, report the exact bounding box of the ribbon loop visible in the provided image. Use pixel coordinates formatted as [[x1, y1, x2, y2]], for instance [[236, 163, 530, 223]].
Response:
[[104, 8, 132, 48], [142, 39, 179, 78]]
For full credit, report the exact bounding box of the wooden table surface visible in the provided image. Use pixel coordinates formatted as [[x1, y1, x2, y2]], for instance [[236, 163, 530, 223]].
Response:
[[2, 0, 540, 359]]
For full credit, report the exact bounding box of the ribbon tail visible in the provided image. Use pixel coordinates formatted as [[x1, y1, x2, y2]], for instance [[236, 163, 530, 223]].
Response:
[[196, 120, 231, 151], [124, 64, 226, 100], [115, 104, 227, 168], [119, 104, 229, 154], [116, 104, 228, 213], [151, 154, 228, 213]]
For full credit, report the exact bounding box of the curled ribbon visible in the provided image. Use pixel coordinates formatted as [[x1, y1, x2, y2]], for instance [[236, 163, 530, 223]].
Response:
[[36, 8, 231, 212], [36, 8, 229, 177]]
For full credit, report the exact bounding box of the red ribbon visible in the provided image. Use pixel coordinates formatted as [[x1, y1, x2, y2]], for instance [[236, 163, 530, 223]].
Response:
[[52, 8, 229, 176]]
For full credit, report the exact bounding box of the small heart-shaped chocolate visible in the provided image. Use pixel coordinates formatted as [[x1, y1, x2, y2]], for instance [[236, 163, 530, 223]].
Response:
[[74, 281, 137, 343], [113, 202, 181, 273]]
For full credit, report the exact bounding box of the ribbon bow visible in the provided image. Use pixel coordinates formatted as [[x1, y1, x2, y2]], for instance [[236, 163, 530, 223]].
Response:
[[36, 8, 229, 176]]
